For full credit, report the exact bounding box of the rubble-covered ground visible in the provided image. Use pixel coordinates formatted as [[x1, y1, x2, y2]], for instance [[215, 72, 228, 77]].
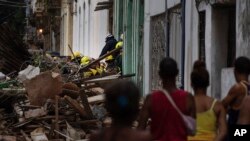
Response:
[[0, 45, 134, 141]]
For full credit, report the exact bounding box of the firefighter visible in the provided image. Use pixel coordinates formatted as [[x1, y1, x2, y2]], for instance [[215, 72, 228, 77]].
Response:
[[81, 56, 104, 78], [115, 34, 123, 73], [99, 34, 118, 73], [71, 51, 82, 64]]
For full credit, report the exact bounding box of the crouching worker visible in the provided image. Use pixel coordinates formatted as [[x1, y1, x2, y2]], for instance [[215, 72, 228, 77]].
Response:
[[89, 80, 151, 141], [70, 51, 82, 64], [81, 56, 104, 78]]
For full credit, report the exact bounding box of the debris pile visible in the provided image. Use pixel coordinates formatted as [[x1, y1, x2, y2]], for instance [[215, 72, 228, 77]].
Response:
[[0, 37, 134, 140]]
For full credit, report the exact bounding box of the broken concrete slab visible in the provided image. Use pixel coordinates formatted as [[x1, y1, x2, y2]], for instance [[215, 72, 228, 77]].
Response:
[[24, 107, 47, 118], [30, 128, 49, 141], [24, 71, 63, 106], [0, 135, 16, 141]]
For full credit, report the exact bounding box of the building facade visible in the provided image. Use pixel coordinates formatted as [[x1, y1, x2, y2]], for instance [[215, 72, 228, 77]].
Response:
[[113, 0, 145, 93], [113, 0, 250, 98], [70, 0, 110, 58], [29, 0, 61, 52]]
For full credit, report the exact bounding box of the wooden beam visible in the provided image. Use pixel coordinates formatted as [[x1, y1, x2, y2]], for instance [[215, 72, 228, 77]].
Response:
[[94, 5, 113, 11], [97, 1, 113, 5], [80, 47, 122, 72], [55, 96, 59, 139], [64, 95, 89, 119]]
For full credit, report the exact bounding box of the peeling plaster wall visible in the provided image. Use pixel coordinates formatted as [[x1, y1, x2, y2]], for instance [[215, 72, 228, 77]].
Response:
[[143, 0, 166, 94], [236, 0, 250, 57]]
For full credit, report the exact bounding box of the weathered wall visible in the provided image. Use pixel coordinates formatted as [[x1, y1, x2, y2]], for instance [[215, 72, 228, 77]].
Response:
[[144, 0, 166, 94], [149, 0, 166, 16], [236, 0, 250, 57], [167, 0, 181, 8], [210, 8, 229, 99], [221, 68, 235, 99]]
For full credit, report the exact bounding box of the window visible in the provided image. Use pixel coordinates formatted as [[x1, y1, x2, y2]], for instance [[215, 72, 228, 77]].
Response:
[[199, 11, 206, 61]]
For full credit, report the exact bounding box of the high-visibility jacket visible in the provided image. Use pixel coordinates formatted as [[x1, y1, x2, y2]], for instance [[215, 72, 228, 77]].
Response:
[[106, 41, 123, 61], [71, 51, 82, 60]]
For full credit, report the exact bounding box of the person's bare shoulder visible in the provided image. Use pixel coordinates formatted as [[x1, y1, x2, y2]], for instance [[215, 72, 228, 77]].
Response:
[[134, 130, 152, 141], [222, 83, 245, 107], [89, 130, 106, 141], [89, 131, 101, 141], [230, 83, 245, 96], [238, 96, 250, 124], [213, 100, 225, 113], [242, 96, 250, 105], [241, 96, 250, 111], [187, 92, 194, 100]]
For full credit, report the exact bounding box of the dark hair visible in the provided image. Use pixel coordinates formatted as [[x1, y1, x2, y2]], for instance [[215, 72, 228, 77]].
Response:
[[159, 57, 179, 80], [191, 60, 209, 89], [193, 60, 206, 70], [234, 56, 250, 75], [104, 80, 140, 125]]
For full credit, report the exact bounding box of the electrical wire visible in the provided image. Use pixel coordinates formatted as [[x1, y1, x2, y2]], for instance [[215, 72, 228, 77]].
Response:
[[0, 3, 28, 7], [0, 10, 17, 24], [0, 0, 26, 5]]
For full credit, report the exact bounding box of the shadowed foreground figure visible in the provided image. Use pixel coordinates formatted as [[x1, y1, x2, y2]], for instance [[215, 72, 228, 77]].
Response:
[[89, 80, 151, 141], [138, 57, 196, 141], [222, 57, 250, 125], [222, 56, 250, 141]]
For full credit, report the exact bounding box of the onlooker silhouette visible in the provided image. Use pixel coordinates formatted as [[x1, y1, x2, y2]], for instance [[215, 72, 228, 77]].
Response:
[[188, 61, 227, 141], [89, 80, 151, 141], [222, 57, 250, 125], [138, 57, 196, 141]]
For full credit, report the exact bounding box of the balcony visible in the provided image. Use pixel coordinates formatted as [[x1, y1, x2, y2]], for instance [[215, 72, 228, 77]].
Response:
[[31, 0, 45, 16]]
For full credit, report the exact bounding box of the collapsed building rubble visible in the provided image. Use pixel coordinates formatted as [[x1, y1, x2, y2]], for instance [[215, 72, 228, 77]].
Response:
[[0, 33, 135, 140]]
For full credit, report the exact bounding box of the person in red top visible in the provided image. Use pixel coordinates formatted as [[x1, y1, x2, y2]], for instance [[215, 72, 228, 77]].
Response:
[[138, 57, 196, 141]]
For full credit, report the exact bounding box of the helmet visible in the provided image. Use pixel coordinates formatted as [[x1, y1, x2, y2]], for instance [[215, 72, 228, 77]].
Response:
[[81, 56, 90, 65], [115, 41, 123, 49], [105, 34, 114, 42], [71, 51, 81, 60]]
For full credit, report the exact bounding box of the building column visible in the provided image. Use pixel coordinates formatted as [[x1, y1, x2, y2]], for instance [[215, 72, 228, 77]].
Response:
[[143, 0, 151, 95]]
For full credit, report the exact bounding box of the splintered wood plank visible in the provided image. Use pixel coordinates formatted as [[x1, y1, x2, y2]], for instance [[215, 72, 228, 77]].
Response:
[[64, 95, 89, 119], [87, 95, 105, 104], [80, 90, 94, 119]]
